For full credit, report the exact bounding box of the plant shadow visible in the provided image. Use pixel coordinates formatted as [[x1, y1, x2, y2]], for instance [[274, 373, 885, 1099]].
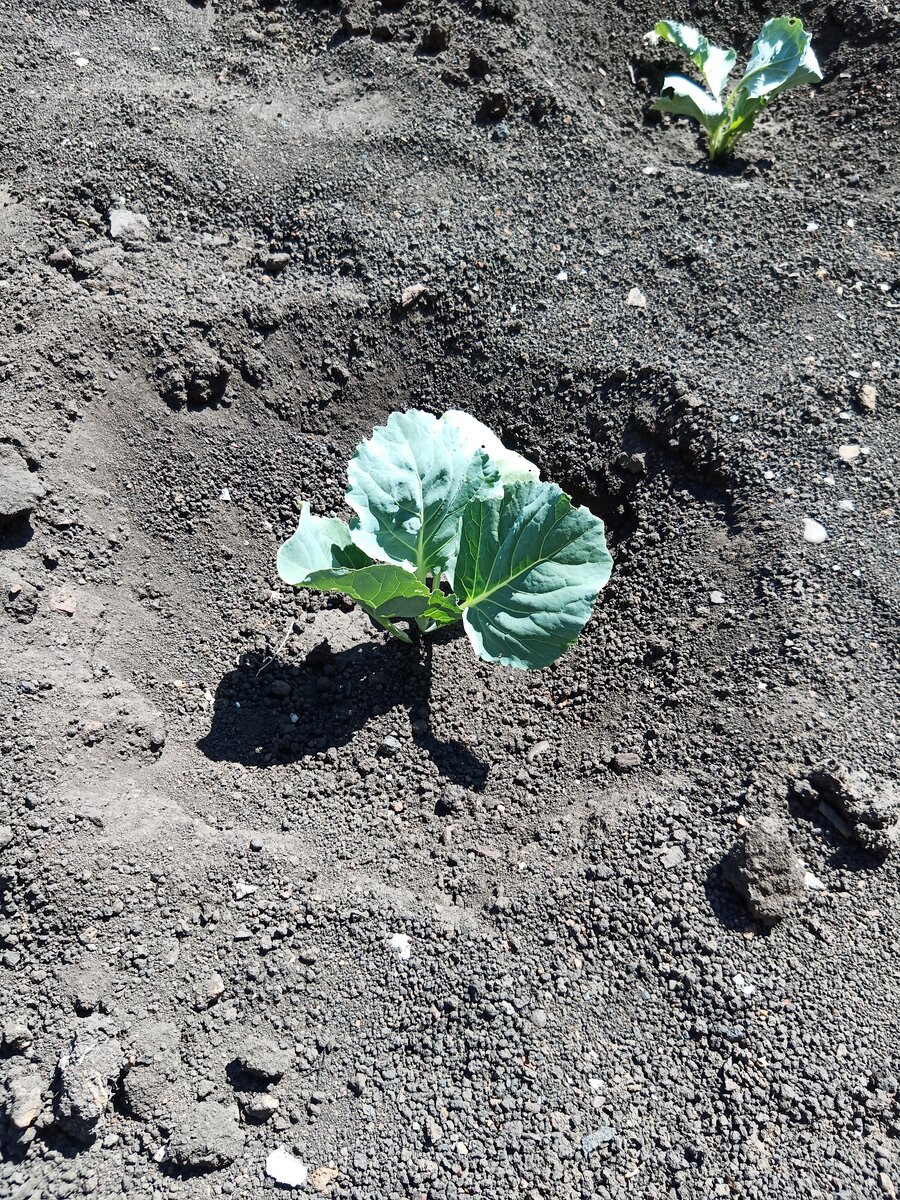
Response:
[[198, 632, 488, 790]]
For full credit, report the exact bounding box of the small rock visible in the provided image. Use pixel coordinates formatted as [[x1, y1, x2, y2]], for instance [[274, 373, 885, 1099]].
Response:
[[388, 933, 411, 962], [3, 1066, 43, 1130], [625, 286, 647, 309], [235, 1037, 291, 1084], [266, 1146, 308, 1187], [709, 590, 726, 605], [400, 283, 428, 307], [802, 518, 828, 544], [530, 1009, 548, 1028], [269, 678, 291, 699], [50, 587, 78, 616], [425, 1116, 444, 1145], [0, 825, 13, 850], [661, 846, 685, 869], [582, 1126, 617, 1153], [611, 752, 641, 774], [198, 972, 226, 1009], [55, 1022, 124, 1142], [723, 816, 806, 925], [807, 768, 900, 856], [239, 1092, 279, 1123], [166, 1102, 245, 1171], [108, 207, 152, 244], [858, 383, 877, 412], [838, 443, 861, 464], [377, 735, 402, 758], [525, 739, 550, 763], [49, 247, 75, 272], [310, 1166, 340, 1194], [3, 1021, 33, 1053], [0, 445, 45, 526]]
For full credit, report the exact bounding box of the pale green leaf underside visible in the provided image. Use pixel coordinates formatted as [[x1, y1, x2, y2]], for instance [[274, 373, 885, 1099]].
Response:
[[738, 16, 823, 100], [276, 502, 371, 585], [653, 19, 736, 97], [452, 481, 613, 670], [654, 74, 726, 133], [346, 409, 500, 576], [440, 409, 540, 484]]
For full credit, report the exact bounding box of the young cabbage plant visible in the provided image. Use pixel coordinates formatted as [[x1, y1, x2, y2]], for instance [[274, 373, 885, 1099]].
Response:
[[277, 409, 613, 670], [647, 16, 822, 160]]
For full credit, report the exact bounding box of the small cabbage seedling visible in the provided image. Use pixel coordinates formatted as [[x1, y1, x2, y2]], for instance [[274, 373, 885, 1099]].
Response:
[[277, 410, 613, 670], [647, 16, 822, 160]]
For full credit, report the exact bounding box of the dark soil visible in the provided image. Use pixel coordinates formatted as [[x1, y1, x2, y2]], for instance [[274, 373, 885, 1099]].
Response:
[[1, 0, 898, 1196]]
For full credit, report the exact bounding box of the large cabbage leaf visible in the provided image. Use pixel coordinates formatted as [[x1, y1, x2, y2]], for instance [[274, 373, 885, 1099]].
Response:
[[452, 481, 613, 669]]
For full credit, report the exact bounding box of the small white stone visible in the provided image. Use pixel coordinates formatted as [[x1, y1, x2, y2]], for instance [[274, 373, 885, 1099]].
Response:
[[732, 973, 755, 997], [388, 933, 411, 962], [265, 1147, 308, 1188], [804, 871, 826, 891], [805, 221, 819, 232], [802, 518, 828, 545], [763, 470, 775, 481], [625, 286, 647, 309], [555, 270, 568, 281], [709, 590, 726, 605], [838, 444, 860, 463], [219, 487, 231, 502], [74, 55, 89, 66], [838, 499, 855, 513]]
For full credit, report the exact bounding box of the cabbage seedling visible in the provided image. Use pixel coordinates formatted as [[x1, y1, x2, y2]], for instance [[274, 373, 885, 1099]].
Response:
[[277, 410, 613, 670], [647, 16, 822, 160]]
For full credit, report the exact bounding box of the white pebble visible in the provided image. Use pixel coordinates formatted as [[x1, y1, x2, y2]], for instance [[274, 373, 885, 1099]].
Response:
[[804, 871, 826, 891], [838, 499, 855, 513], [265, 1147, 308, 1188], [838, 444, 860, 463], [219, 487, 231, 502], [388, 933, 411, 962], [74, 56, 89, 66], [709, 590, 726, 605], [802, 518, 828, 545], [732, 973, 755, 997]]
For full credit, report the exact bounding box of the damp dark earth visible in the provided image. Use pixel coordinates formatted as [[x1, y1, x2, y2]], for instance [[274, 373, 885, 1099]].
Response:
[[0, 0, 898, 1196]]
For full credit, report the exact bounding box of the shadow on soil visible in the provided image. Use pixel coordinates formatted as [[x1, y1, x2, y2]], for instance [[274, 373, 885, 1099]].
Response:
[[198, 636, 489, 790]]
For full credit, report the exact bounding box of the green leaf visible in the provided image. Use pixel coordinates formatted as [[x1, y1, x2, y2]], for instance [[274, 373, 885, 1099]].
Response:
[[652, 20, 737, 97], [420, 589, 464, 629], [346, 409, 500, 577], [736, 16, 822, 101], [277, 503, 433, 642], [440, 410, 540, 484], [452, 482, 613, 670], [653, 74, 726, 135], [276, 502, 371, 585], [307, 564, 434, 643]]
